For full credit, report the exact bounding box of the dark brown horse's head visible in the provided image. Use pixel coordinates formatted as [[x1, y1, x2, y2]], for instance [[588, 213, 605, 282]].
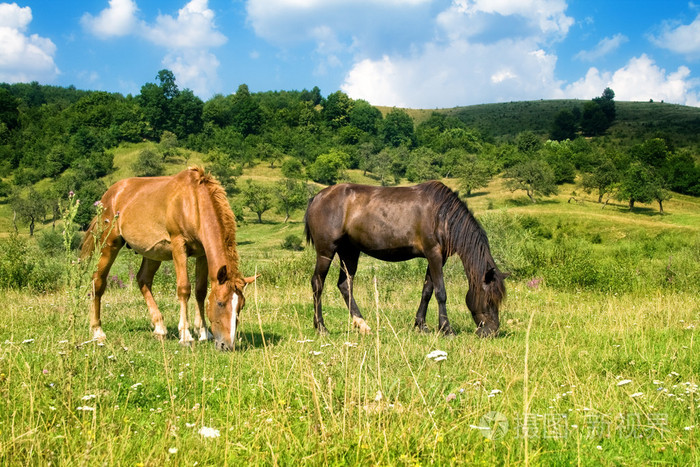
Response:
[[208, 266, 258, 351], [466, 267, 507, 338]]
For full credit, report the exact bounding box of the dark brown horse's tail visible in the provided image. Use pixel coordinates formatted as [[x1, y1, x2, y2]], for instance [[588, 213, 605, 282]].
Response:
[[79, 216, 99, 260], [303, 194, 316, 246]]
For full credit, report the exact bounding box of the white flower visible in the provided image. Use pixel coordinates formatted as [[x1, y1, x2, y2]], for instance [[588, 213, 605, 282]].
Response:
[[130, 382, 142, 390], [309, 351, 322, 356], [490, 389, 502, 395], [81, 394, 97, 401], [168, 448, 178, 454], [22, 339, 34, 344], [296, 339, 313, 343], [617, 379, 632, 386], [433, 356, 447, 362], [629, 392, 644, 398], [374, 390, 383, 402], [185, 423, 196, 428], [426, 350, 447, 360], [198, 426, 220, 438], [344, 342, 358, 347], [76, 406, 95, 411]]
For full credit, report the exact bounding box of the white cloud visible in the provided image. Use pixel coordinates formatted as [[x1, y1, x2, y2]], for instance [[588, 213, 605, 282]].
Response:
[[0, 3, 59, 83], [574, 33, 628, 62], [564, 54, 699, 106], [83, 0, 226, 96], [651, 14, 700, 59], [80, 0, 138, 39]]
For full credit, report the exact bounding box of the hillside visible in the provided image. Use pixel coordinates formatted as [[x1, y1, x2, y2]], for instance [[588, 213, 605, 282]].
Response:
[[381, 100, 700, 146]]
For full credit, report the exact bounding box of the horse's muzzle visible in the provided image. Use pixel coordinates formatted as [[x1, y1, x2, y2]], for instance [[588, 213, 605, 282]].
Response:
[[476, 323, 499, 338], [215, 339, 234, 351]]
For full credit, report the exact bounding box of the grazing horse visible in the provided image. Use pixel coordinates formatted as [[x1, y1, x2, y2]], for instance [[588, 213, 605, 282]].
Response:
[[304, 181, 506, 337], [80, 167, 256, 351]]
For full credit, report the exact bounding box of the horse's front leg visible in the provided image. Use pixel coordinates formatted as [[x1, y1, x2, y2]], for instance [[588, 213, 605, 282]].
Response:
[[193, 256, 213, 341], [171, 241, 194, 345], [414, 267, 433, 333], [427, 250, 454, 336], [90, 237, 124, 341], [137, 257, 166, 337]]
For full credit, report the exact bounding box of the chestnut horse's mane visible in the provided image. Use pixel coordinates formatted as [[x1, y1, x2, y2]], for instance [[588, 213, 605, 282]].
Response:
[[189, 166, 240, 277]]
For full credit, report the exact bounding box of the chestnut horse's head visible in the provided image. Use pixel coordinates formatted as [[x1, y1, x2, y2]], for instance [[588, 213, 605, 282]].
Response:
[[207, 266, 258, 351]]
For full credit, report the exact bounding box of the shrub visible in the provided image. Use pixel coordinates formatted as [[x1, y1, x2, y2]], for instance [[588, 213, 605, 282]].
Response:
[[281, 234, 303, 251]]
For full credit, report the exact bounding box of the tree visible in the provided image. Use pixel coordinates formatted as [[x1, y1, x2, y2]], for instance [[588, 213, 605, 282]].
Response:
[[132, 148, 164, 177], [382, 108, 415, 147], [308, 150, 348, 185], [242, 180, 273, 223], [10, 188, 47, 236], [275, 178, 310, 222], [322, 91, 353, 129], [348, 99, 382, 134], [504, 160, 558, 203], [281, 157, 305, 179], [617, 162, 656, 210], [405, 147, 440, 182], [581, 88, 616, 136], [231, 84, 263, 136], [160, 131, 179, 161], [457, 153, 492, 195], [550, 109, 578, 141], [581, 159, 619, 203], [206, 150, 242, 194]]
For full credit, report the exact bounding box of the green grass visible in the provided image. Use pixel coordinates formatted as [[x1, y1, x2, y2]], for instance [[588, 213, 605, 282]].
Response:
[[0, 169, 699, 465]]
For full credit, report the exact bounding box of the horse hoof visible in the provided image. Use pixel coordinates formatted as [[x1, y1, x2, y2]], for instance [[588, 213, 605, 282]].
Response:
[[93, 328, 107, 342], [198, 328, 213, 341], [352, 317, 372, 335], [316, 324, 329, 336], [414, 322, 431, 333], [440, 326, 455, 337]]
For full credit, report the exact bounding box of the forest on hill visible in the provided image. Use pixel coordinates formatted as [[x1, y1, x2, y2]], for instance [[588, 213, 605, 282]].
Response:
[[1, 70, 699, 233]]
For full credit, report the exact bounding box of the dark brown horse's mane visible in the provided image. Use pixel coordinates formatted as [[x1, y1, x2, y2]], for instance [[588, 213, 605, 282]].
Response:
[[189, 167, 240, 277], [419, 181, 505, 304]]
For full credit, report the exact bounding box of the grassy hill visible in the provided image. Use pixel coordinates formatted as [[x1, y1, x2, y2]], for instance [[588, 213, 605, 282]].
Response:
[[381, 100, 700, 147]]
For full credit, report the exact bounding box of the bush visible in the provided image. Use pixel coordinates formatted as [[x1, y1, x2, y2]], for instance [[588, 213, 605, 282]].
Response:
[[0, 234, 65, 291], [281, 234, 303, 251]]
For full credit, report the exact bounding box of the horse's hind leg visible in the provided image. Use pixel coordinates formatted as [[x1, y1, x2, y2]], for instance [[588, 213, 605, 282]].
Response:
[[136, 257, 166, 338], [311, 252, 333, 335], [337, 249, 371, 334], [414, 267, 433, 333], [193, 256, 213, 341], [90, 238, 124, 341], [426, 249, 454, 335]]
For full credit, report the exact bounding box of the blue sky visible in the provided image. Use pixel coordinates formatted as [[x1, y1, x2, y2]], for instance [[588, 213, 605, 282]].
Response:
[[2, 0, 700, 108]]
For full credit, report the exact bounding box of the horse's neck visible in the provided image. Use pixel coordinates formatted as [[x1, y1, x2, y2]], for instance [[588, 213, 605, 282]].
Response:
[[197, 195, 234, 279]]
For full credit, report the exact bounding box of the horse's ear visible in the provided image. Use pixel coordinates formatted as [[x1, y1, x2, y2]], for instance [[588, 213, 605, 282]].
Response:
[[484, 267, 497, 285], [242, 274, 260, 291], [217, 266, 228, 285]]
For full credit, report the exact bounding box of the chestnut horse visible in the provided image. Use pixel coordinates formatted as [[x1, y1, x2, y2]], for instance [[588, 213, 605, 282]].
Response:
[[81, 167, 256, 351], [304, 181, 506, 337]]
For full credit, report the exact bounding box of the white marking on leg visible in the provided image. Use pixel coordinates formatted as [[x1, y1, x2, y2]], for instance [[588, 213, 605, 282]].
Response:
[[93, 327, 107, 342], [179, 328, 194, 345], [230, 294, 239, 348], [352, 316, 372, 334], [154, 322, 167, 336]]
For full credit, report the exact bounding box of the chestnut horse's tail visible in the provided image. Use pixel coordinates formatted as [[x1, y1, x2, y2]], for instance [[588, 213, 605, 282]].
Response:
[[79, 216, 99, 260], [303, 194, 317, 246]]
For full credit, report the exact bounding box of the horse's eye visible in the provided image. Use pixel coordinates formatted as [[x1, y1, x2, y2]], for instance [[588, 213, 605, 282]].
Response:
[[216, 301, 225, 308]]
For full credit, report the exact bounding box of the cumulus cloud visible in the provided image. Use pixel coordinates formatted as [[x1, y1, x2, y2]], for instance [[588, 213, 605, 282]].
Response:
[[341, 0, 572, 107], [574, 33, 628, 62], [83, 0, 226, 96], [0, 3, 59, 83], [564, 54, 699, 106], [651, 14, 700, 59], [80, 0, 138, 39]]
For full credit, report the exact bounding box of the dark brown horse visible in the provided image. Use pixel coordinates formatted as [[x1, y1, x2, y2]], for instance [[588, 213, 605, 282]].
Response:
[[304, 181, 506, 337], [81, 167, 256, 351]]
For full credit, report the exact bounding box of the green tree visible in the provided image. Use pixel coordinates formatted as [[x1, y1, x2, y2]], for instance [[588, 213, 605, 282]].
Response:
[[504, 159, 558, 203], [242, 180, 273, 223], [206, 150, 242, 194], [322, 91, 353, 129], [382, 108, 415, 147], [159, 130, 179, 161], [405, 147, 440, 182], [308, 150, 348, 185], [275, 178, 310, 222], [231, 84, 263, 136], [132, 148, 164, 177], [281, 157, 305, 179], [550, 109, 578, 141], [582, 158, 619, 203], [348, 99, 382, 134], [457, 153, 492, 195], [617, 162, 657, 210], [10, 188, 47, 236]]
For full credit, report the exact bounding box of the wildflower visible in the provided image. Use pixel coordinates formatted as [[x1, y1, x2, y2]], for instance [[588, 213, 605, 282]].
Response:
[[527, 277, 542, 289], [185, 423, 196, 428], [630, 392, 644, 398], [76, 406, 95, 412], [82, 394, 97, 401], [22, 339, 34, 344], [198, 426, 220, 438], [375, 390, 383, 402], [42, 369, 49, 375], [168, 448, 178, 454], [446, 393, 457, 402], [344, 342, 358, 347], [309, 351, 322, 356], [296, 339, 313, 343], [426, 350, 447, 362], [617, 379, 632, 386], [130, 382, 143, 390]]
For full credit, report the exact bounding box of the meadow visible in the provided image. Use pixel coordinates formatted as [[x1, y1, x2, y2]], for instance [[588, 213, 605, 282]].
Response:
[[0, 164, 699, 465]]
